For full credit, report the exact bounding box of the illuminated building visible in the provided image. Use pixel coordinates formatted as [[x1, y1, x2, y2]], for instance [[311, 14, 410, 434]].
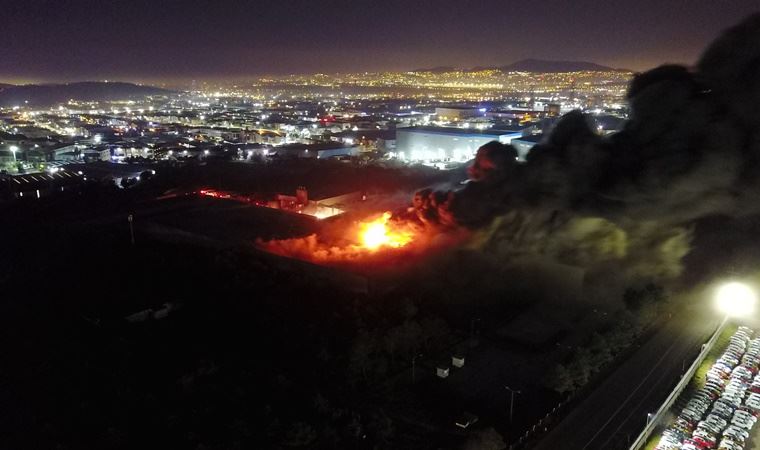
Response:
[[435, 106, 480, 121], [396, 126, 524, 162], [510, 134, 544, 161], [273, 143, 358, 159]]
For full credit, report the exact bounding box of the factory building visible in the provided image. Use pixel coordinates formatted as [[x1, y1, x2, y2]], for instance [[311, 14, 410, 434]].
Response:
[[273, 143, 358, 159], [435, 107, 481, 121], [510, 134, 544, 161], [395, 126, 525, 162]]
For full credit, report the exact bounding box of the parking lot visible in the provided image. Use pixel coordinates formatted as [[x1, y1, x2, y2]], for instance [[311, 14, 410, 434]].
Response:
[[652, 325, 760, 450]]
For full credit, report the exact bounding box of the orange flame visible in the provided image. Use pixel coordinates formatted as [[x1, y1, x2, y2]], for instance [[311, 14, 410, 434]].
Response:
[[359, 212, 414, 250], [257, 211, 421, 263]]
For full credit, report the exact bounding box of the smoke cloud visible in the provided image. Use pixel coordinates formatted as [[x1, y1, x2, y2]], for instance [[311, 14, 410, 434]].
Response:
[[410, 14, 760, 289], [257, 14, 760, 300]]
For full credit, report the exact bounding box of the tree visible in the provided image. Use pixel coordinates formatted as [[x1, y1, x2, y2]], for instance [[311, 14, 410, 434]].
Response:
[[349, 329, 376, 385], [420, 317, 450, 352], [462, 427, 506, 450], [623, 283, 666, 311], [384, 320, 422, 364], [401, 298, 418, 320], [313, 393, 330, 415], [544, 363, 575, 395], [588, 332, 613, 368], [282, 422, 317, 447], [567, 347, 593, 388], [367, 410, 395, 443]]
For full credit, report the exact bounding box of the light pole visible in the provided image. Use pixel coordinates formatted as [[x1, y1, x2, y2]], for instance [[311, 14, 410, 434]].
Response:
[[9, 145, 18, 162], [128, 214, 135, 246], [716, 282, 756, 319], [412, 353, 423, 384], [504, 385, 521, 425]]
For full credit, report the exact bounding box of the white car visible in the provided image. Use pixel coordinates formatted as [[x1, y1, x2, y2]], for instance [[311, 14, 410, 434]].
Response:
[[732, 367, 753, 381], [704, 414, 728, 429], [745, 395, 760, 410], [731, 412, 756, 429], [721, 395, 743, 407], [723, 425, 749, 442]]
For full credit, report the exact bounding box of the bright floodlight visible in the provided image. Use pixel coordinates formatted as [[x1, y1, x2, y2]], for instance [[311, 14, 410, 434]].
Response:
[[716, 282, 756, 317]]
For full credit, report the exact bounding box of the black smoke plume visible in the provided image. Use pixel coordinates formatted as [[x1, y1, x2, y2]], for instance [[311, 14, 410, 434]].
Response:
[[406, 14, 760, 293]]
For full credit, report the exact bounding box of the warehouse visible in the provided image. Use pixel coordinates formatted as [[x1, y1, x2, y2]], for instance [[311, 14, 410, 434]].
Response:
[[395, 126, 524, 162]]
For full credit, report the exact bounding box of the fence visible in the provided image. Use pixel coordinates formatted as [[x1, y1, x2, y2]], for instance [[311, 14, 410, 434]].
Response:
[[627, 316, 728, 450]]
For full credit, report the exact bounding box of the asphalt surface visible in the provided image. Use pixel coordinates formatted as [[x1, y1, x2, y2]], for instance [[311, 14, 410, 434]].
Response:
[[532, 312, 720, 450]]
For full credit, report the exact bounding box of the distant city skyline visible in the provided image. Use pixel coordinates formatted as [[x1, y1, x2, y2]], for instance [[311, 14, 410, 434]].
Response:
[[1, 0, 757, 84]]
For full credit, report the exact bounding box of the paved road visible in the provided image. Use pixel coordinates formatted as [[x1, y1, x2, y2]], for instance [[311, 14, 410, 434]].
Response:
[[532, 312, 720, 450]]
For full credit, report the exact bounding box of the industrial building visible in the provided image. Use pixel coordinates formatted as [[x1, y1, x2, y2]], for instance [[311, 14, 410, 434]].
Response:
[[395, 126, 527, 162], [435, 106, 481, 121], [273, 143, 358, 159], [510, 134, 544, 160], [1, 169, 85, 200]]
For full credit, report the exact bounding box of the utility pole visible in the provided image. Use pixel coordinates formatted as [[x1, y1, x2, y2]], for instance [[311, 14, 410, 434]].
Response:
[[504, 385, 521, 425], [412, 353, 423, 384], [128, 214, 135, 246]]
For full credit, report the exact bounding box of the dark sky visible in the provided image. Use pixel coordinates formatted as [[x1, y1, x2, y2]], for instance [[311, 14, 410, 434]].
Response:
[[1, 0, 757, 83]]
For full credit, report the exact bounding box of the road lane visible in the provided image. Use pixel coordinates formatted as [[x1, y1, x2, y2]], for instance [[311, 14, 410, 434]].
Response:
[[532, 313, 718, 450]]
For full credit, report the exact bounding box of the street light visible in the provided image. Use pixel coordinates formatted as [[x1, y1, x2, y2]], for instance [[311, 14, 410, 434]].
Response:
[[9, 145, 18, 162], [716, 282, 756, 318], [128, 214, 135, 246], [504, 385, 521, 425]]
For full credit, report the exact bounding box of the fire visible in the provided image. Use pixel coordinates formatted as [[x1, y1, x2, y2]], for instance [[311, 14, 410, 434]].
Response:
[[257, 211, 425, 264], [359, 212, 414, 250]]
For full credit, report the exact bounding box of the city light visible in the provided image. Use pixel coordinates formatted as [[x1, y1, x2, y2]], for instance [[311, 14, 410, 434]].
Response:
[[716, 282, 756, 317]]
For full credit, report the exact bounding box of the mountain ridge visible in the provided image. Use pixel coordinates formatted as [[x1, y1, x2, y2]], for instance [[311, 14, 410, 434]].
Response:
[[0, 81, 172, 106], [412, 58, 630, 73], [501, 58, 627, 72]]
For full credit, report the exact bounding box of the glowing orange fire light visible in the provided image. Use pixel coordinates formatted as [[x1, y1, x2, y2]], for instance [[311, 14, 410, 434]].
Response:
[[358, 212, 414, 250]]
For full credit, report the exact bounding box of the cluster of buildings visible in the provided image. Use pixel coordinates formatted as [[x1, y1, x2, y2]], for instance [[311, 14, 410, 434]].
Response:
[[0, 71, 629, 199]]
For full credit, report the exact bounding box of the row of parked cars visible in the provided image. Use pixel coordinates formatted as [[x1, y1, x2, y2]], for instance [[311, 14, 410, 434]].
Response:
[[656, 326, 760, 450]]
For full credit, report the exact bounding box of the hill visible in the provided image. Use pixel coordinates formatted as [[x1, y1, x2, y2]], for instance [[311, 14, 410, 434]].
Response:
[[411, 59, 629, 74], [500, 59, 624, 72], [0, 81, 173, 106], [409, 66, 458, 73]]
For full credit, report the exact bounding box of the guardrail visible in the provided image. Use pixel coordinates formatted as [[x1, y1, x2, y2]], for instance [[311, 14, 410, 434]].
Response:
[[628, 316, 728, 450]]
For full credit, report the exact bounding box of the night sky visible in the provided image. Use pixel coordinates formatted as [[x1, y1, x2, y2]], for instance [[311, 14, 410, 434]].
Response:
[[1, 0, 758, 83]]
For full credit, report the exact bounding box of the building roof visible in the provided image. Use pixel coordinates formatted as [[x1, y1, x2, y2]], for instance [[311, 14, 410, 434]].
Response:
[[495, 124, 535, 132], [276, 142, 354, 152], [398, 126, 522, 138], [513, 134, 545, 143], [5, 169, 84, 192], [333, 129, 396, 140]]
